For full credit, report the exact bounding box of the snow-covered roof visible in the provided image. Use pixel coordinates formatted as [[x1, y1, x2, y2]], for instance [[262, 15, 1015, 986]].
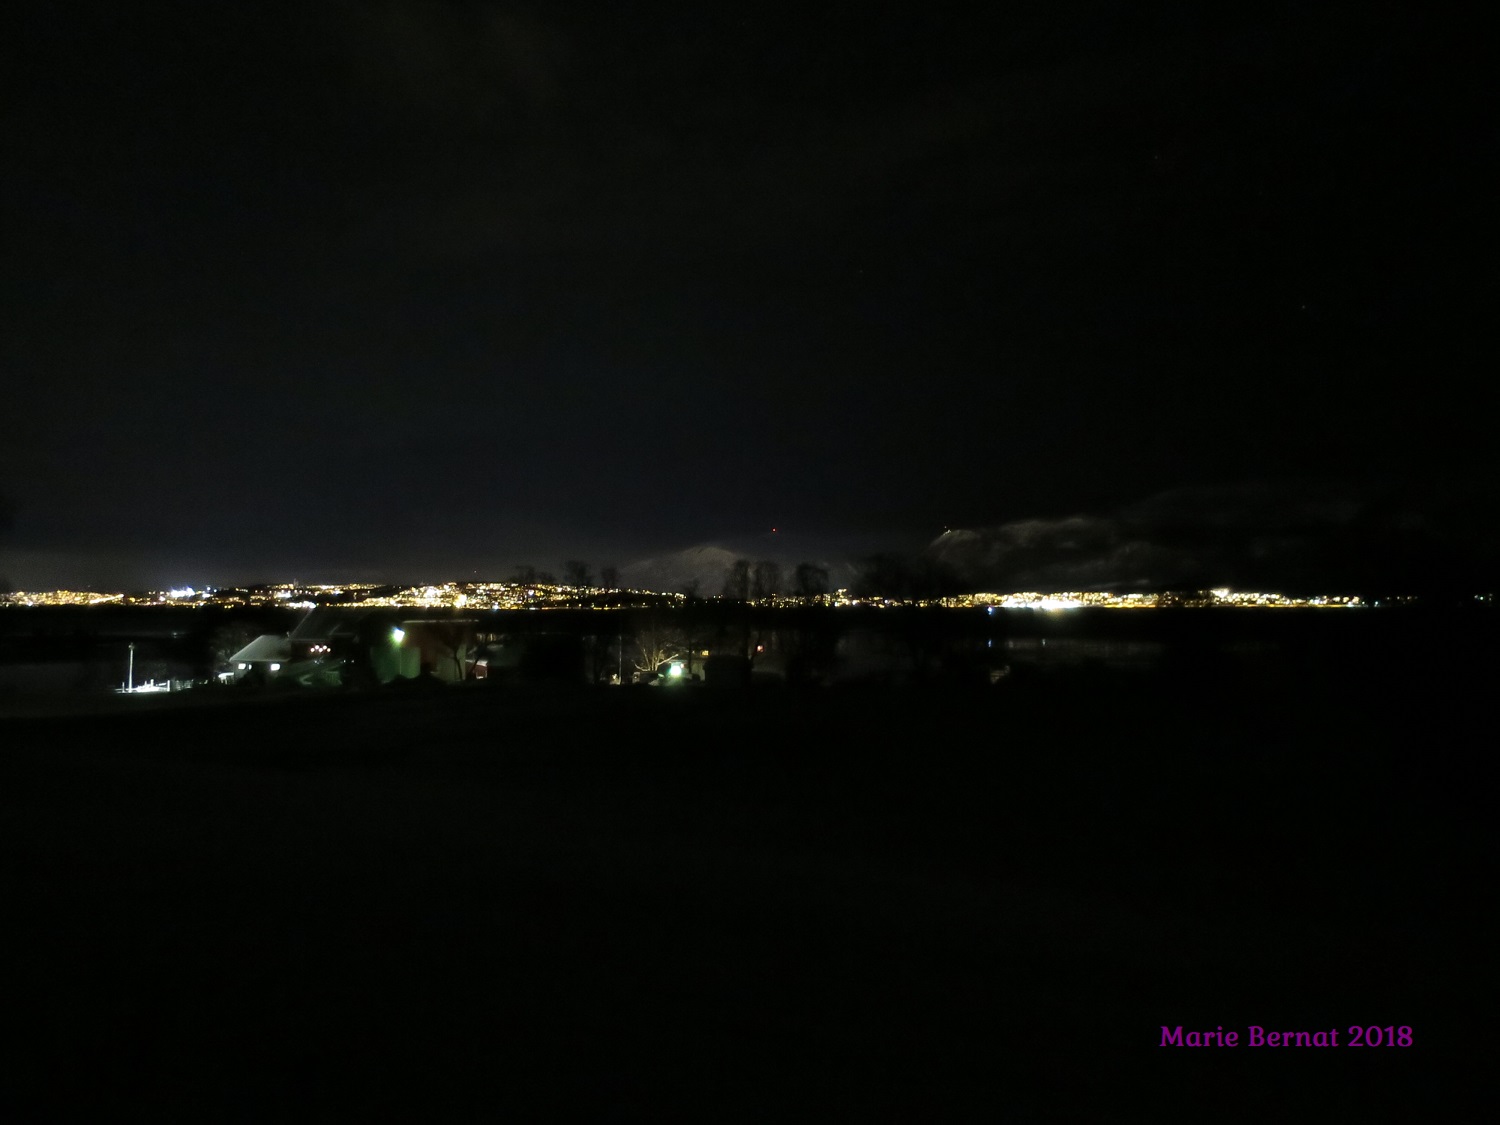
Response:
[[227, 634, 290, 664]]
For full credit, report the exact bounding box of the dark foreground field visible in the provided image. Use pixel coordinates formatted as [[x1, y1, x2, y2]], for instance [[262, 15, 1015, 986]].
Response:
[[1, 652, 1485, 1120]]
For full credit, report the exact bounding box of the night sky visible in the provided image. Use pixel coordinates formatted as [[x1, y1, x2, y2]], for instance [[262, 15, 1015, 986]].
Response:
[[3, 3, 1494, 589]]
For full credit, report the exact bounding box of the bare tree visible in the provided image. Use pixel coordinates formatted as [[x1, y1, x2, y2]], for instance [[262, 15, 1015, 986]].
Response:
[[751, 560, 782, 601], [585, 631, 618, 684], [723, 558, 751, 601], [600, 565, 620, 591], [512, 565, 538, 584], [633, 619, 687, 676], [563, 560, 592, 587], [426, 620, 472, 681], [794, 562, 829, 599], [857, 552, 956, 598]]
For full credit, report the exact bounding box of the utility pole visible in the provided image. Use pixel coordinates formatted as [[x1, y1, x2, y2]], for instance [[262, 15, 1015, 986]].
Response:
[[127, 642, 135, 692]]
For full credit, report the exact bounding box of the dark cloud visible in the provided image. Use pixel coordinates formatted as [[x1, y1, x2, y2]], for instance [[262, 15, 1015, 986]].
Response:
[[2, 5, 1491, 586]]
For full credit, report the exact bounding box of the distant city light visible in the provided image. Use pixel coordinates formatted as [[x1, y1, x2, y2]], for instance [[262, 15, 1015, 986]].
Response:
[[1036, 596, 1082, 611], [0, 583, 1405, 613]]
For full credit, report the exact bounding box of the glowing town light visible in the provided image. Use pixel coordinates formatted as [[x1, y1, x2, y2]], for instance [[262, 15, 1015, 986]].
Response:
[[1036, 596, 1081, 611], [269, 663, 281, 672], [1210, 588, 1231, 599], [667, 662, 685, 678], [391, 628, 405, 645]]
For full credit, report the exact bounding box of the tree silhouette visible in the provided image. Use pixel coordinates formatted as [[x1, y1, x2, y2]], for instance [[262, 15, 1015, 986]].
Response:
[[207, 622, 259, 674], [752, 560, 782, 601], [857, 553, 908, 598], [856, 552, 957, 599], [723, 558, 751, 601], [632, 616, 686, 676], [426, 620, 472, 681], [794, 562, 829, 599], [563, 560, 592, 587]]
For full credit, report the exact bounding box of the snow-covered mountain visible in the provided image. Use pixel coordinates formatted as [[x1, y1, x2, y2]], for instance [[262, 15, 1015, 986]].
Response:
[[917, 480, 1477, 594], [921, 521, 1178, 592], [620, 534, 862, 595]]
